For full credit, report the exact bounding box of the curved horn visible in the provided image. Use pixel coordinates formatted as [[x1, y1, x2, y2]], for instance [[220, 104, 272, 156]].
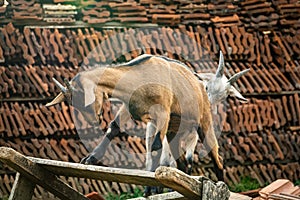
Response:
[[227, 68, 250, 85], [45, 92, 65, 107], [53, 78, 67, 93], [46, 78, 68, 107], [215, 51, 224, 78]]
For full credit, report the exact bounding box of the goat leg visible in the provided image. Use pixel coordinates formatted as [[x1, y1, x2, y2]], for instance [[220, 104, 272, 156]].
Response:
[[81, 117, 122, 165], [82, 105, 130, 164], [144, 122, 162, 197]]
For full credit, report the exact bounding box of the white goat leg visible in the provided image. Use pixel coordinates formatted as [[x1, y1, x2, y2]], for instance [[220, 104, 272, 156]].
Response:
[[145, 122, 157, 171], [160, 137, 177, 168], [184, 129, 199, 174]]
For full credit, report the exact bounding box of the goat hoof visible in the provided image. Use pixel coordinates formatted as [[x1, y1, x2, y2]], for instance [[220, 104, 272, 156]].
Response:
[[143, 186, 163, 197], [80, 155, 98, 165], [143, 186, 151, 197]]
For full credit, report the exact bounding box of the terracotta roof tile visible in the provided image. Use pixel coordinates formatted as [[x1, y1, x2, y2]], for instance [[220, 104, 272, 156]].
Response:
[[0, 1, 300, 197], [258, 179, 300, 200]]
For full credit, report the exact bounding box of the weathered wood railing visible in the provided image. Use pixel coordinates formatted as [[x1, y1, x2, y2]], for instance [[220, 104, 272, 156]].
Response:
[[0, 147, 250, 200]]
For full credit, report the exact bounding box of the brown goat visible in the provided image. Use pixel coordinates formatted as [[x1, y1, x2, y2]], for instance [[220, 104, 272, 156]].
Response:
[[47, 54, 225, 194]]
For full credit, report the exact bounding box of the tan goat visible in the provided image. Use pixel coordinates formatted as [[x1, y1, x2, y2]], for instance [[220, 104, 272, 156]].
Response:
[[46, 54, 223, 173]]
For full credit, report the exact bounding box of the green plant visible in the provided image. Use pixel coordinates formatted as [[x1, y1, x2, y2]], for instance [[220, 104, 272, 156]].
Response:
[[105, 188, 143, 200], [229, 176, 261, 192], [0, 196, 9, 200], [295, 179, 300, 186]]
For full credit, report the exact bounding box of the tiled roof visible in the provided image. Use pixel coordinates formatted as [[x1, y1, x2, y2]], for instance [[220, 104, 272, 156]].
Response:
[[253, 179, 300, 200], [0, 0, 300, 198]]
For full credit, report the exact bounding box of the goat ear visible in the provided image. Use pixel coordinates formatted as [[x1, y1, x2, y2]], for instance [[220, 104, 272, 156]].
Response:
[[83, 81, 96, 107], [229, 86, 248, 103], [195, 73, 214, 82]]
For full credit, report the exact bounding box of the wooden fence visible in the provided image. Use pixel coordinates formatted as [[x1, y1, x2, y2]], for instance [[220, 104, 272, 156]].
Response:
[[0, 147, 251, 200]]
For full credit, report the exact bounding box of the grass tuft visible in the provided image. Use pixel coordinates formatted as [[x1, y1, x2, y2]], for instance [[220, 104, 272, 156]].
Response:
[[229, 176, 261, 192], [105, 188, 143, 200]]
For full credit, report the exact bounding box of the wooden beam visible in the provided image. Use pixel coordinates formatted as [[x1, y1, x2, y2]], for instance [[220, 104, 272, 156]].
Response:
[[9, 173, 35, 200], [155, 166, 231, 200], [155, 166, 202, 199], [0, 147, 88, 200], [0, 147, 241, 200], [28, 156, 163, 187]]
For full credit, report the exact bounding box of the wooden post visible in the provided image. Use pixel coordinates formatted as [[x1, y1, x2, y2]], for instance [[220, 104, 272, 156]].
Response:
[[9, 173, 35, 200], [0, 147, 88, 200], [155, 166, 202, 199], [155, 166, 231, 200]]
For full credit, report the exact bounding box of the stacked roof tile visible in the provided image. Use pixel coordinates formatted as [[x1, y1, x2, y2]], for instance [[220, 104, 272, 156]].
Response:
[[0, 0, 299, 27], [9, 0, 43, 21], [0, 0, 300, 198], [253, 179, 300, 200]]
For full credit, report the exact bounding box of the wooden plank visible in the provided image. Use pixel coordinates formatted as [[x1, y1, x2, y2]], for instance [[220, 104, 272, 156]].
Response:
[[28, 157, 163, 187], [0, 147, 88, 200], [155, 166, 202, 199], [0, 147, 240, 200], [9, 173, 35, 200]]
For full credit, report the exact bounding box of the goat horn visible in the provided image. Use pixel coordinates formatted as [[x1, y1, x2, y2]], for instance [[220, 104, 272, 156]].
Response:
[[227, 68, 250, 85], [215, 51, 224, 78], [45, 92, 65, 107], [53, 78, 67, 94]]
